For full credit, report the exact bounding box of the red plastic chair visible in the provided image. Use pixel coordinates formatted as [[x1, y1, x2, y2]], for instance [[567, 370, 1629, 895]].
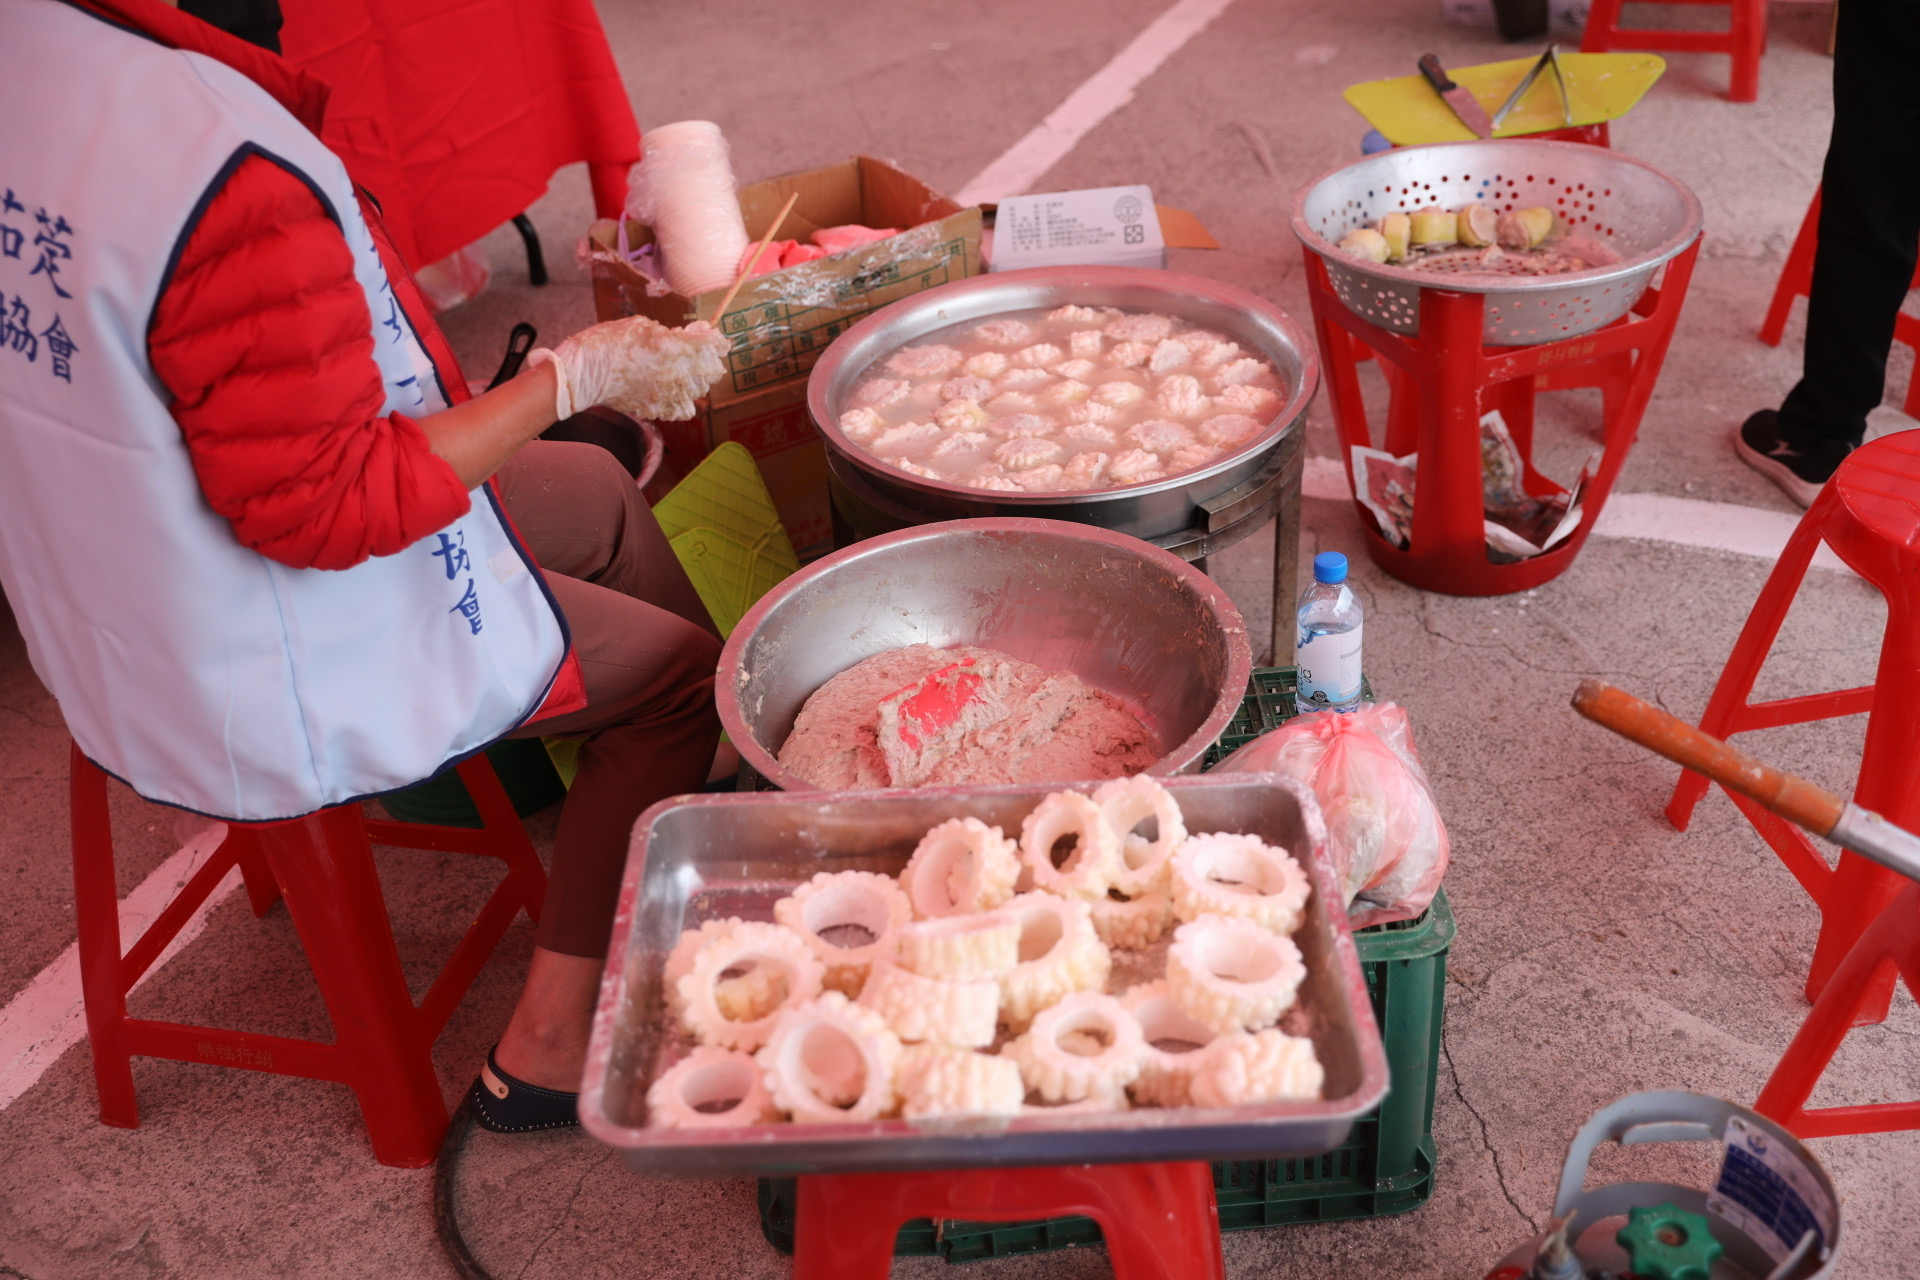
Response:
[[793, 1162, 1225, 1280], [1303, 240, 1701, 596], [71, 744, 546, 1167], [1581, 0, 1767, 103], [1754, 880, 1920, 1137], [1757, 186, 1920, 418], [1667, 431, 1920, 1027]]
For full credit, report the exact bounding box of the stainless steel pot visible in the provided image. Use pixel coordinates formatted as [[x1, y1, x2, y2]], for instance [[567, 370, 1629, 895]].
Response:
[[715, 518, 1253, 793], [806, 266, 1319, 545]]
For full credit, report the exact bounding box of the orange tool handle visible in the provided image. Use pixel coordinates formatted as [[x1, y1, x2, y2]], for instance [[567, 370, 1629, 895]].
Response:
[[1570, 679, 1846, 837]]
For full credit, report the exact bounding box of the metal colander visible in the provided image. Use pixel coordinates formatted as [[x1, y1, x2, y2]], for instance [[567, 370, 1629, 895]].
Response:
[[1290, 139, 1702, 346]]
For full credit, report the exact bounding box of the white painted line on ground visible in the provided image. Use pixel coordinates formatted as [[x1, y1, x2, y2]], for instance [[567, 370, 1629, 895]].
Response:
[[1302, 454, 1849, 572], [954, 0, 1239, 205], [0, 824, 237, 1112]]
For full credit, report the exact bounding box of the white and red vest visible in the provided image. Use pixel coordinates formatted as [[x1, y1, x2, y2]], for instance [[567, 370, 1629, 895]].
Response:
[[0, 0, 572, 821]]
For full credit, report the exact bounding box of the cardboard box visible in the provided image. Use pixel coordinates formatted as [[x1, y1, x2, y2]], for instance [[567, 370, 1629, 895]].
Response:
[[588, 155, 982, 405], [644, 377, 832, 562], [590, 156, 979, 561]]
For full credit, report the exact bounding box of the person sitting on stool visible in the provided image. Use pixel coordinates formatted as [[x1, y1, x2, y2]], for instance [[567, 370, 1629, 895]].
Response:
[[0, 0, 727, 1134]]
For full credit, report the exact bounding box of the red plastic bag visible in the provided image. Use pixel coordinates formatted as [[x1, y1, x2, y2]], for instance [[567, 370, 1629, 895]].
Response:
[[1216, 703, 1448, 928]]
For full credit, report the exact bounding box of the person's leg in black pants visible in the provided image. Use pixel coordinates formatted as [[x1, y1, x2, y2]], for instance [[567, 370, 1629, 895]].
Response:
[[1739, 0, 1920, 505]]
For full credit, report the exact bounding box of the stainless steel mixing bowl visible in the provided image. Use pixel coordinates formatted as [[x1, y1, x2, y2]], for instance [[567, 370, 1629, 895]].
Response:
[[1291, 139, 1703, 345], [806, 266, 1319, 545], [716, 518, 1252, 792]]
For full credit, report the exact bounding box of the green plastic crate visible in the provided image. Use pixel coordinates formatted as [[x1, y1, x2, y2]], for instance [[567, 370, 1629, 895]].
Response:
[[1201, 665, 1376, 770], [757, 666, 1442, 1260], [757, 890, 1453, 1261]]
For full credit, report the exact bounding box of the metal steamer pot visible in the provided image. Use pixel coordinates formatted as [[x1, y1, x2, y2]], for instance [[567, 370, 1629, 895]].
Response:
[[806, 266, 1320, 559]]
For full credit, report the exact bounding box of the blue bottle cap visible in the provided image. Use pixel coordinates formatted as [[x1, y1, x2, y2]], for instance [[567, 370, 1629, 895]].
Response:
[[1313, 552, 1348, 584]]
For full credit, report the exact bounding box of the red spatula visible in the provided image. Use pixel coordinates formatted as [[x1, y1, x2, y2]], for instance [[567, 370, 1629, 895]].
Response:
[[882, 659, 986, 751]]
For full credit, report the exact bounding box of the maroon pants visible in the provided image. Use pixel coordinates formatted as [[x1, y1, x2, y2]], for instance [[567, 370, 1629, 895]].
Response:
[[495, 440, 722, 957]]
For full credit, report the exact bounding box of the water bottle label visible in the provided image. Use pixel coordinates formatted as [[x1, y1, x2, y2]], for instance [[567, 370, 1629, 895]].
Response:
[[1295, 621, 1363, 711]]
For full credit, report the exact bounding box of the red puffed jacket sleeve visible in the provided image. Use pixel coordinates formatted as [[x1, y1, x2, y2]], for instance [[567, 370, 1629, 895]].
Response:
[[148, 152, 472, 571]]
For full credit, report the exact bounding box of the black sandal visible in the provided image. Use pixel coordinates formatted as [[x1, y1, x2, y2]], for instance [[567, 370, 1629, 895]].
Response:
[[468, 1048, 580, 1134]]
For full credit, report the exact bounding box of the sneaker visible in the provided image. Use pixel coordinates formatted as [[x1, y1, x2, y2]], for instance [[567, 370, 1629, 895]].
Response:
[[1734, 410, 1847, 508]]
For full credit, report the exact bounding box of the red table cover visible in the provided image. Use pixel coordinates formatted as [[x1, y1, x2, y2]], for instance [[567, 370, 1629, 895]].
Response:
[[280, 0, 639, 271]]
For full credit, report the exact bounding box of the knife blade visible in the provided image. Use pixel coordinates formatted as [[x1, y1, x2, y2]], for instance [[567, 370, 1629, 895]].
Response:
[[1418, 53, 1493, 139]]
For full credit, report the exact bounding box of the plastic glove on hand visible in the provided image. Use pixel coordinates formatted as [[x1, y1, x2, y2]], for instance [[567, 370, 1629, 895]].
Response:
[[528, 316, 729, 422]]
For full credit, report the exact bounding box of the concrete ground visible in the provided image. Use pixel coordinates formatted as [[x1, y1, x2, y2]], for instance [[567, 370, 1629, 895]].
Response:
[[4, 0, 1918, 1276]]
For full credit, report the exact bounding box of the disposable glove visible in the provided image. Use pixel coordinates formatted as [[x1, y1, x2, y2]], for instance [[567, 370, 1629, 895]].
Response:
[[527, 316, 730, 422]]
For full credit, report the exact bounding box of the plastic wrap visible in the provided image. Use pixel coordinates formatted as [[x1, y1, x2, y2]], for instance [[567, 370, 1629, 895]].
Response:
[[1215, 703, 1448, 928], [626, 120, 750, 297]]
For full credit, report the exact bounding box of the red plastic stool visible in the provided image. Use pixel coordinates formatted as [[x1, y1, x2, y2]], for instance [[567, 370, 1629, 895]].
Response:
[[1757, 186, 1920, 418], [71, 744, 546, 1167], [1754, 879, 1920, 1137], [1667, 432, 1920, 1027], [1303, 239, 1701, 596], [1581, 0, 1767, 102], [793, 1162, 1224, 1280]]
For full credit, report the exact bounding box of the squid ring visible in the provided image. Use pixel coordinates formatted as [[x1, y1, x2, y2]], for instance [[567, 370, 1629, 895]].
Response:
[[897, 911, 1020, 981], [896, 1045, 1025, 1120], [1019, 792, 1121, 901], [646, 1047, 780, 1129], [997, 892, 1111, 1029], [1170, 833, 1311, 935], [1188, 1029, 1324, 1107], [1004, 992, 1145, 1104], [676, 920, 824, 1051], [1166, 914, 1305, 1034], [774, 870, 912, 995], [1093, 775, 1188, 896], [899, 818, 1020, 918], [755, 991, 902, 1123], [1120, 980, 1220, 1107], [856, 957, 999, 1048], [665, 920, 790, 1022], [1091, 890, 1173, 951]]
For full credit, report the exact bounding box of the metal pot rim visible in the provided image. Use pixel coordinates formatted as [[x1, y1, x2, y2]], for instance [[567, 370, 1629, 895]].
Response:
[[806, 265, 1320, 506], [1288, 138, 1705, 296], [716, 516, 1254, 793]]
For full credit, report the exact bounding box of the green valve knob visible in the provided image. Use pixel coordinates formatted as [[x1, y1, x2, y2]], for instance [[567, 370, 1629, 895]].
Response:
[[1615, 1201, 1724, 1280]]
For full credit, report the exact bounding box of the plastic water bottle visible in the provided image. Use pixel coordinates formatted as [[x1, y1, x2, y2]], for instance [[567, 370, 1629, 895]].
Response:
[[1294, 552, 1364, 713]]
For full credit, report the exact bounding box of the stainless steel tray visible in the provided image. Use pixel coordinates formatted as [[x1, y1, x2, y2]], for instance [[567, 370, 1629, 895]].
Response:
[[581, 775, 1389, 1177]]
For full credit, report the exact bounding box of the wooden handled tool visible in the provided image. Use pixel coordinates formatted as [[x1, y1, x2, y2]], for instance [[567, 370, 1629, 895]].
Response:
[[707, 191, 799, 324], [1571, 679, 1920, 883]]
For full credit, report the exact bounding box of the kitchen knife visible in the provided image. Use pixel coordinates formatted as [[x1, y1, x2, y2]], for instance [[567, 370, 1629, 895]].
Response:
[[1418, 53, 1494, 139]]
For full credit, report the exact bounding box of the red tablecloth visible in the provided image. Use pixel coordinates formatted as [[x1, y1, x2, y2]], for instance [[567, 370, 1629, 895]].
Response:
[[281, 0, 639, 271]]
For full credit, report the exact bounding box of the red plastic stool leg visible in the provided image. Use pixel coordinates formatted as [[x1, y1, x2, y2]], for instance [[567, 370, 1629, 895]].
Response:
[[794, 1162, 1224, 1280], [1580, 0, 1625, 51], [1759, 190, 1821, 346], [1754, 882, 1920, 1137], [1666, 486, 1840, 830], [1727, 0, 1765, 103], [256, 809, 449, 1167], [70, 747, 140, 1129]]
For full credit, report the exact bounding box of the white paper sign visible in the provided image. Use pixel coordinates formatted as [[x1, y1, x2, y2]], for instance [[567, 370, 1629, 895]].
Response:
[[989, 185, 1165, 272]]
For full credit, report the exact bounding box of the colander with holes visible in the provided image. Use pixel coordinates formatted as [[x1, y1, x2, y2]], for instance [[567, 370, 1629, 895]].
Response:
[[1290, 139, 1703, 347]]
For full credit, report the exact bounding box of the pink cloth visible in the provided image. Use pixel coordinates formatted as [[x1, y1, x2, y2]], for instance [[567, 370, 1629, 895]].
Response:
[[813, 224, 902, 254]]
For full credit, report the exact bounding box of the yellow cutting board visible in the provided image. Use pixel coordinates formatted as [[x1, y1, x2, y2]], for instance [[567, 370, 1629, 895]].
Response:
[[1344, 52, 1665, 146]]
